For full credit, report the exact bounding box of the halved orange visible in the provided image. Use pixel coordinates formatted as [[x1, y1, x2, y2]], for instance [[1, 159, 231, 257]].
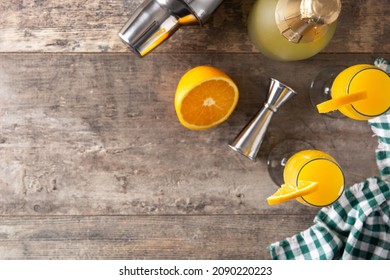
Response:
[[175, 66, 239, 130], [267, 181, 319, 205]]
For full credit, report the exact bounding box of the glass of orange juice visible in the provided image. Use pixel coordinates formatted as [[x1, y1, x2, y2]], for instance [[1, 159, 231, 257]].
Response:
[[310, 64, 390, 120], [267, 140, 345, 207]]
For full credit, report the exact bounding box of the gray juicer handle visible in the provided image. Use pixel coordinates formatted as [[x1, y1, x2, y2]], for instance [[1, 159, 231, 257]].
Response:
[[118, 0, 224, 56], [185, 0, 224, 23]]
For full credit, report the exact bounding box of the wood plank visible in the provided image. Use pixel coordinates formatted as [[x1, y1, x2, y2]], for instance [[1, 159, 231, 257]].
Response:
[[0, 0, 388, 54], [0, 215, 315, 259], [0, 53, 380, 216]]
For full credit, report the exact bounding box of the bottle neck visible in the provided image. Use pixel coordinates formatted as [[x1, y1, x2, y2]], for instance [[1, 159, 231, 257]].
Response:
[[275, 0, 341, 43]]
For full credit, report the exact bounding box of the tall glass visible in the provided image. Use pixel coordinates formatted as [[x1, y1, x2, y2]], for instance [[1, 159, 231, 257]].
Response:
[[283, 150, 345, 207], [267, 140, 345, 207], [310, 64, 390, 120]]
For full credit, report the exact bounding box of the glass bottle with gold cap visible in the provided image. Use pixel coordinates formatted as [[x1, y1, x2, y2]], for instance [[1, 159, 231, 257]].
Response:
[[247, 0, 341, 61]]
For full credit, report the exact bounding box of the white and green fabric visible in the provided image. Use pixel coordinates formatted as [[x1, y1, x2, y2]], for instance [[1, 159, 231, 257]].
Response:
[[375, 57, 390, 74], [369, 113, 390, 181], [268, 62, 390, 260]]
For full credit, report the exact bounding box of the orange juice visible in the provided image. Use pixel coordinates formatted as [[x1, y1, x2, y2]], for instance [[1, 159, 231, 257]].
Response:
[[331, 64, 390, 120], [247, 0, 339, 61], [283, 150, 344, 207]]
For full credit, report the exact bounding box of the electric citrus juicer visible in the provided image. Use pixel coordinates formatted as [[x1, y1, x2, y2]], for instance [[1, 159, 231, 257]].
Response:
[[118, 0, 224, 57]]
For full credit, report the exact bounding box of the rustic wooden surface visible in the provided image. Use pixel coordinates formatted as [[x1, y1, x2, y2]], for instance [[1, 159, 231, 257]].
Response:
[[0, 0, 388, 259]]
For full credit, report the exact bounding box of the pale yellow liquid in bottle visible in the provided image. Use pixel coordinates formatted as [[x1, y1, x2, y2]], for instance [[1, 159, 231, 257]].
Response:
[[247, 0, 337, 61], [331, 64, 390, 120], [283, 150, 344, 207]]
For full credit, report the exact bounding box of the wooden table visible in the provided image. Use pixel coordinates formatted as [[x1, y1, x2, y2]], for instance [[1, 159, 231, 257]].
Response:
[[0, 0, 388, 259]]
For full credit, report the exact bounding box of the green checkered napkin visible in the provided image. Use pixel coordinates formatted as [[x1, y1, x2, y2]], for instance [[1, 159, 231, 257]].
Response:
[[268, 63, 390, 260], [268, 176, 389, 259]]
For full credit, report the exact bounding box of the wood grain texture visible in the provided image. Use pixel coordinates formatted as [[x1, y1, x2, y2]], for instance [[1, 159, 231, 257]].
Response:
[[0, 0, 388, 53], [0, 0, 388, 261], [0, 53, 380, 216], [0, 215, 315, 259]]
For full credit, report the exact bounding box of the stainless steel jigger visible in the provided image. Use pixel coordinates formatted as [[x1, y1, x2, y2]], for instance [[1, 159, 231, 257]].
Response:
[[229, 78, 297, 161]]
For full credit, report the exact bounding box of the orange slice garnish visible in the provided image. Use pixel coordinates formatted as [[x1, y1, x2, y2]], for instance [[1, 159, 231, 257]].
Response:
[[267, 181, 319, 205]]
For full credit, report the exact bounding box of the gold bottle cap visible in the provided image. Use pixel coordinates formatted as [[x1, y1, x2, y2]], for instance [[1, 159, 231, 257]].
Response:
[[275, 0, 341, 43]]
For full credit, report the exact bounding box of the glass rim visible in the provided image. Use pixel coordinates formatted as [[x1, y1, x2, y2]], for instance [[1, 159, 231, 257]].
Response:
[[347, 67, 390, 118], [295, 157, 345, 207]]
